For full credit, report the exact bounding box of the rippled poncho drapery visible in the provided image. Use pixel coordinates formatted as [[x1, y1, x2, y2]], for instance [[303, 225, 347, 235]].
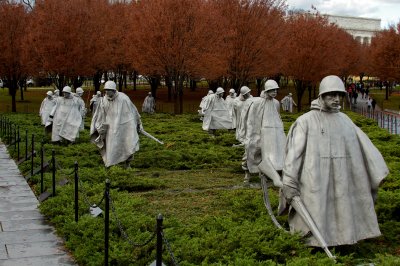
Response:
[[90, 95, 100, 116], [75, 95, 87, 131], [202, 94, 232, 131], [242, 97, 286, 173], [198, 93, 213, 116], [225, 94, 236, 126], [281, 95, 296, 113], [39, 97, 56, 125], [282, 99, 388, 247], [90, 92, 142, 167], [50, 96, 82, 142], [142, 95, 155, 114], [233, 95, 252, 143]]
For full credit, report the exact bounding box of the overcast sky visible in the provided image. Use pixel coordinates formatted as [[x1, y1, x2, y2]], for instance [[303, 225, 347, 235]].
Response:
[[285, 0, 400, 29]]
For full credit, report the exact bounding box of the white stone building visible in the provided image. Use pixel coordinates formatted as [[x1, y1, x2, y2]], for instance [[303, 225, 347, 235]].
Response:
[[324, 14, 381, 45]]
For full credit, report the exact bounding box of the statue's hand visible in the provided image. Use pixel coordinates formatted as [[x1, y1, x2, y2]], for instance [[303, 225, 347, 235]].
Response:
[[97, 126, 107, 136], [137, 123, 144, 133], [282, 184, 300, 202]]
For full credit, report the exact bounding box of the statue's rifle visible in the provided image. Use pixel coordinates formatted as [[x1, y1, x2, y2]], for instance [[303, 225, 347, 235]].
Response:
[[139, 129, 164, 145], [258, 159, 336, 261]]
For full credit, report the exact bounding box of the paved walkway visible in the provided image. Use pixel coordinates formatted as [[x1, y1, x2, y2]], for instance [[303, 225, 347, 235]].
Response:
[[0, 141, 76, 266]]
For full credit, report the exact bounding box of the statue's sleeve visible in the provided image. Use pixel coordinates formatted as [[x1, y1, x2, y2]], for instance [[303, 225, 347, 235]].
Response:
[[49, 99, 59, 117], [282, 121, 307, 189]]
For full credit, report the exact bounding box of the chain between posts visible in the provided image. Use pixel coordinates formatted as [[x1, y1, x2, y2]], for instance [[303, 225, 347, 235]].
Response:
[[77, 174, 105, 208], [108, 193, 156, 247], [161, 231, 180, 266]]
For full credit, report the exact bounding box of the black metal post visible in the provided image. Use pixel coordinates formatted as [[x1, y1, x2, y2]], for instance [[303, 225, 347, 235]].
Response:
[[74, 161, 79, 222], [105, 179, 110, 266], [156, 213, 164, 266], [6, 121, 10, 144], [14, 125, 17, 149], [52, 149, 56, 197], [31, 134, 35, 176], [40, 143, 44, 194], [25, 129, 28, 160], [391, 115, 393, 134], [17, 126, 20, 161], [8, 120, 11, 144], [5, 118, 8, 143]]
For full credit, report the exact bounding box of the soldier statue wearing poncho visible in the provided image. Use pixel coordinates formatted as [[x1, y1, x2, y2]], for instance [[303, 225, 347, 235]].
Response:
[[202, 87, 232, 136], [90, 80, 143, 168], [282, 75, 388, 247], [241, 80, 286, 185], [47, 86, 83, 143], [142, 92, 156, 114], [39, 91, 56, 126]]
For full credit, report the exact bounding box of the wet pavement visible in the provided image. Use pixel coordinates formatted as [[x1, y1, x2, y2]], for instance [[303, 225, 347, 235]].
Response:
[[0, 141, 76, 266]]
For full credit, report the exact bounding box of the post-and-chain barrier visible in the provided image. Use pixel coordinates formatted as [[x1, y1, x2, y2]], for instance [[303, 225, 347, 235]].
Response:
[[1, 115, 180, 265], [161, 231, 180, 266], [108, 193, 157, 247]]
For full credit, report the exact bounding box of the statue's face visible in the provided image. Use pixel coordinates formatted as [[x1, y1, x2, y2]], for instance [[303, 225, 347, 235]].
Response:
[[63, 92, 72, 98], [321, 92, 343, 111], [217, 93, 223, 98], [47, 95, 53, 100], [266, 89, 277, 99], [243, 92, 250, 99], [105, 90, 116, 100]]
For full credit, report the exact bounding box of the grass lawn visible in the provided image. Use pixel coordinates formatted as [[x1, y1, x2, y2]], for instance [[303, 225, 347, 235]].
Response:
[[1, 109, 399, 265], [369, 87, 400, 112]]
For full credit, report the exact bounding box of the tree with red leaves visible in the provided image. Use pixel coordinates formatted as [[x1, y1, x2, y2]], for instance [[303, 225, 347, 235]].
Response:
[[213, 0, 286, 92], [0, 2, 29, 112], [129, 0, 222, 114], [281, 13, 345, 111], [28, 0, 108, 90], [368, 23, 400, 100]]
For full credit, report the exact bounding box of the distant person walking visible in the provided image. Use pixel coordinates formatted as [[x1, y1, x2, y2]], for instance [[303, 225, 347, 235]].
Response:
[[371, 98, 377, 111], [367, 97, 372, 112]]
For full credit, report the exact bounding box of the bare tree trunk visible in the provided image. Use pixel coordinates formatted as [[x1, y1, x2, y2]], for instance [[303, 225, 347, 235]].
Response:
[[165, 76, 172, 102], [10, 78, 18, 112], [295, 79, 306, 112], [93, 71, 101, 93], [20, 81, 24, 101], [132, 70, 137, 91]]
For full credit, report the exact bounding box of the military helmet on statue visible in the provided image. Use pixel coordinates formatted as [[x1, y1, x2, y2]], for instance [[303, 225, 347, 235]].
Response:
[[104, 80, 117, 91], [216, 87, 224, 95], [240, 86, 251, 95], [318, 75, 346, 96], [264, 79, 279, 92], [62, 86, 72, 93]]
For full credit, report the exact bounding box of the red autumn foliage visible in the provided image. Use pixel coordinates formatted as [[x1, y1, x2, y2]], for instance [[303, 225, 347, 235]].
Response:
[[128, 0, 222, 114], [281, 13, 349, 111], [368, 23, 400, 99], [213, 0, 286, 91], [28, 0, 109, 89], [0, 2, 29, 112]]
